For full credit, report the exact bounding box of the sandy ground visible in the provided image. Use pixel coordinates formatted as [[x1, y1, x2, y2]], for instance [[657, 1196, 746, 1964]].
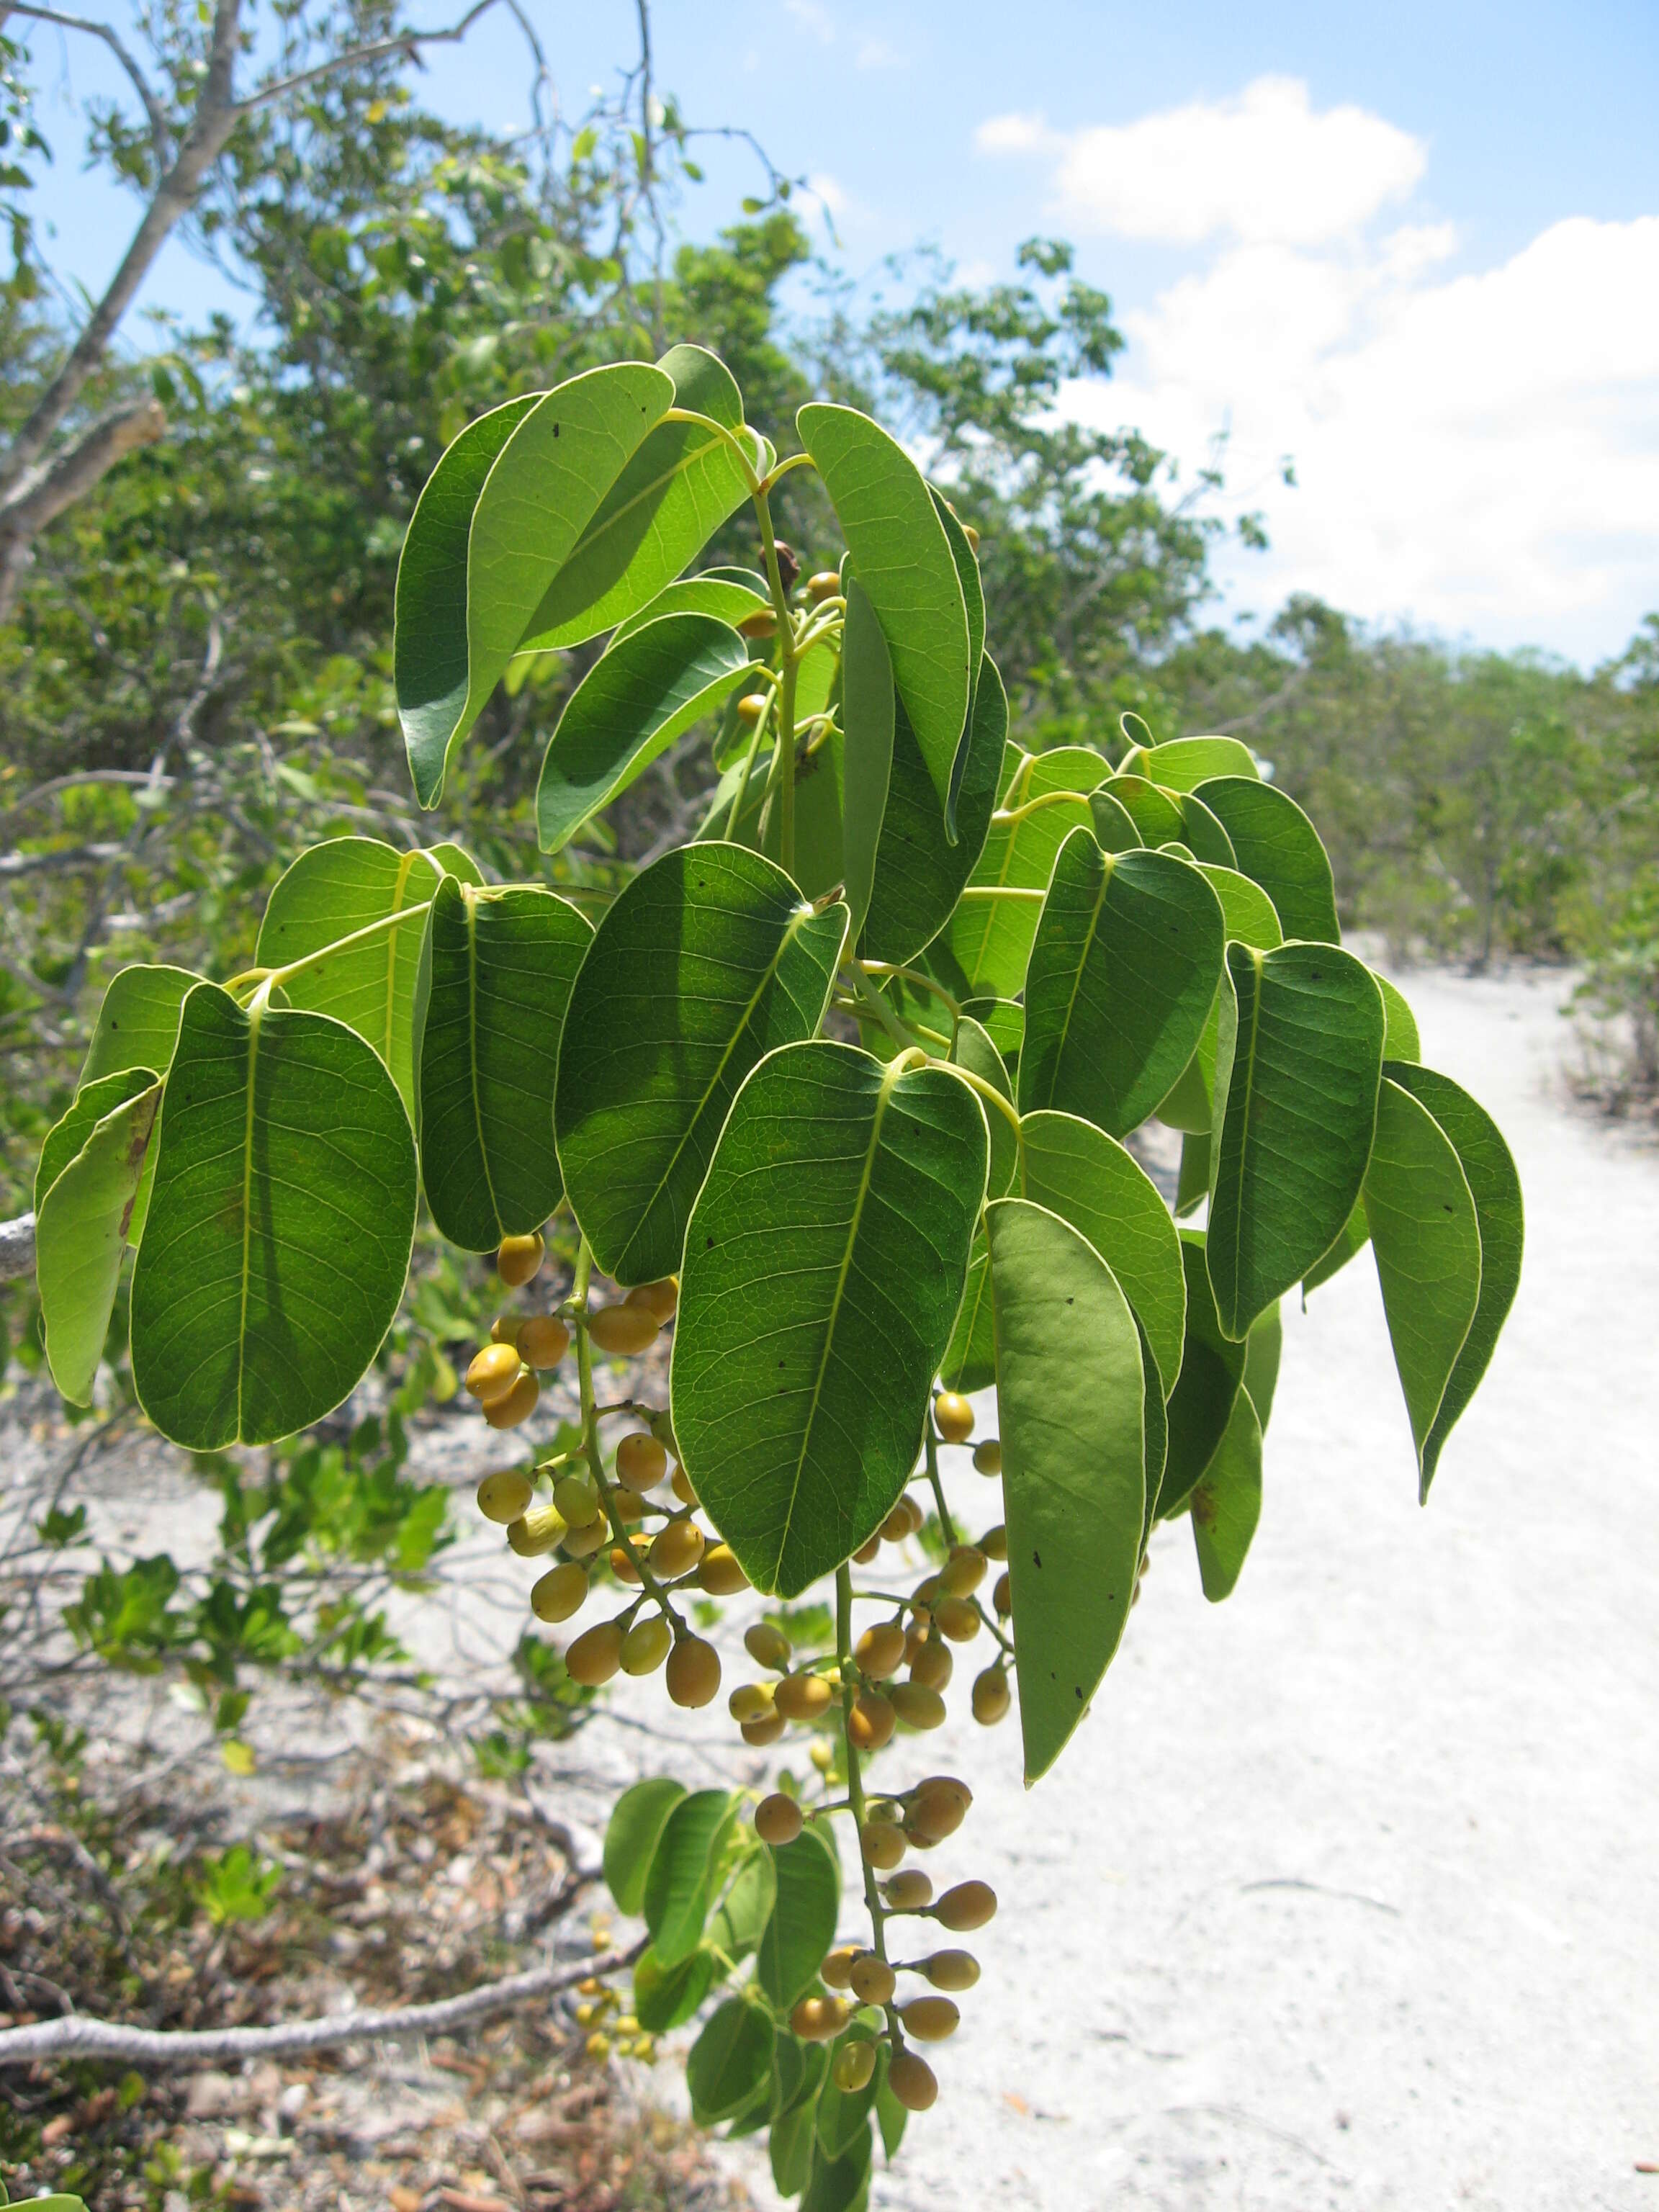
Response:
[[777, 963, 1658, 2212]]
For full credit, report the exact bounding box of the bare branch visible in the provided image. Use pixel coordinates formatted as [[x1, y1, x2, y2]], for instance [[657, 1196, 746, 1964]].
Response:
[[235, 0, 500, 113], [0, 1213, 35, 1285], [7, 2, 171, 165], [0, 1939, 643, 2069], [0, 842, 131, 879], [0, 396, 166, 619]]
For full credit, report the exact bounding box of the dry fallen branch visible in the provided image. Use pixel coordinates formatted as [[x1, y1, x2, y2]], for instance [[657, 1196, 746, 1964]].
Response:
[[0, 1938, 643, 2069]]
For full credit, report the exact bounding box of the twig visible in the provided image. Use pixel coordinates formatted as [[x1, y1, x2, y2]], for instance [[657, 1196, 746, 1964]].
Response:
[[0, 1940, 644, 2069]]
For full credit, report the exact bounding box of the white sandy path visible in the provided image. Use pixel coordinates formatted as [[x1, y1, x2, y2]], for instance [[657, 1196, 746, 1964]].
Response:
[[734, 966, 1659, 2212]]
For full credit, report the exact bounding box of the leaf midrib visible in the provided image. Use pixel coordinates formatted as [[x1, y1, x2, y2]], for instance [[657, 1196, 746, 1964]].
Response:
[[235, 996, 262, 1435], [464, 888, 505, 1236]]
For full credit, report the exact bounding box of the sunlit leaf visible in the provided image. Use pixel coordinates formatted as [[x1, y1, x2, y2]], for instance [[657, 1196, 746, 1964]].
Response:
[[1189, 1384, 1263, 1601], [37, 1076, 161, 1405], [1194, 775, 1341, 943]]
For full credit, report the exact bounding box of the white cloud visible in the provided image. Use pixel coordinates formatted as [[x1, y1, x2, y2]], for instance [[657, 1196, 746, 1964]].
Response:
[[978, 76, 1425, 247], [804, 170, 850, 220], [976, 77, 1659, 658], [784, 0, 835, 42], [855, 35, 904, 69]]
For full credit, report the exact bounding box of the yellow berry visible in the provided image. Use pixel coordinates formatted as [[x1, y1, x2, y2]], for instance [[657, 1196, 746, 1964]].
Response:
[[729, 1681, 776, 1724], [517, 1315, 570, 1370], [610, 1486, 649, 1522], [922, 1950, 980, 1992], [805, 570, 841, 601], [665, 1635, 720, 1709], [553, 1473, 601, 1527], [881, 1495, 922, 1542], [900, 1995, 959, 2042], [883, 1869, 932, 1910], [980, 1523, 1007, 1561], [933, 1390, 974, 1444], [490, 1315, 524, 1346], [696, 1543, 749, 1595], [670, 1465, 697, 1507], [755, 1793, 803, 1846], [774, 1671, 835, 1722], [848, 1951, 896, 2005], [971, 1439, 1002, 1475], [610, 1544, 642, 1586], [616, 1431, 668, 1488], [625, 1278, 679, 1321], [940, 1545, 986, 1599], [736, 691, 769, 724], [562, 1515, 609, 1560], [744, 1622, 792, 1671], [962, 523, 980, 552], [809, 1738, 834, 1773], [508, 1503, 568, 1557], [887, 2050, 938, 2112], [935, 1596, 979, 1643], [992, 1570, 1011, 1616], [853, 1534, 881, 1563], [740, 1710, 786, 1747], [476, 1467, 534, 1524], [848, 1691, 895, 1751], [466, 1341, 523, 1404], [649, 1519, 705, 1580], [498, 1232, 545, 1287], [621, 1614, 672, 1676], [565, 1621, 624, 1686], [789, 1995, 848, 2042], [854, 1621, 908, 1681], [832, 2038, 876, 2092], [531, 1561, 588, 1624], [736, 607, 777, 639], [483, 1367, 539, 1429], [934, 1880, 996, 1932], [585, 2030, 611, 2060], [819, 1946, 856, 1991], [908, 1639, 953, 1693], [588, 1304, 659, 1357], [859, 1820, 905, 1871], [890, 1681, 946, 1731], [971, 1665, 1011, 1726]]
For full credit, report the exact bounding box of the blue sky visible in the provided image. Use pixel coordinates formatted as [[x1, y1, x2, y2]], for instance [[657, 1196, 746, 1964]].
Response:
[[24, 0, 1659, 660]]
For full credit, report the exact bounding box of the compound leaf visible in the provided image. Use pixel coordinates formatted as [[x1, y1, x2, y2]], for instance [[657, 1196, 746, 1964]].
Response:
[[672, 1041, 987, 1596]]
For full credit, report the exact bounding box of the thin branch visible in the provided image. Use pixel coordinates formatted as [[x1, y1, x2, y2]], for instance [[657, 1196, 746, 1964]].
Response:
[[0, 1940, 644, 2069], [0, 397, 166, 619], [235, 0, 500, 112], [6, 2, 172, 165]]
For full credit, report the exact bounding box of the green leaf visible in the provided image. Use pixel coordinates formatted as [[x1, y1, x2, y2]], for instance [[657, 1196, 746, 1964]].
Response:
[[687, 1997, 775, 2124], [130, 984, 417, 1449], [1189, 1385, 1263, 1601], [756, 1826, 840, 2011], [1089, 785, 1145, 853], [817, 2035, 880, 2158], [803, 2126, 873, 2212], [1386, 1063, 1523, 1496], [81, 962, 197, 1087], [1099, 774, 1182, 848], [603, 1776, 685, 1912], [644, 1789, 741, 1969], [537, 611, 751, 852], [611, 572, 770, 644], [1175, 791, 1238, 868], [950, 1016, 1017, 1196], [1243, 1300, 1282, 1431], [928, 488, 985, 826], [37, 1077, 161, 1405], [673, 1041, 988, 1596], [709, 1847, 777, 1964], [875, 2051, 909, 2157], [1017, 1110, 1186, 1395], [1175, 1130, 1211, 1218], [1303, 1198, 1369, 1295], [1193, 776, 1341, 943], [1157, 1231, 1247, 1518], [634, 1944, 717, 2033], [860, 655, 1006, 965], [1363, 1076, 1483, 1491], [840, 575, 896, 939], [1153, 863, 1282, 1135], [1377, 975, 1421, 1061], [413, 880, 591, 1251], [35, 1067, 155, 1212], [520, 349, 755, 649], [1208, 942, 1385, 1339], [255, 837, 472, 1115], [556, 845, 847, 1285], [402, 364, 675, 806], [940, 757, 1094, 999], [1123, 735, 1259, 791], [1018, 834, 1225, 1139], [985, 1197, 1145, 1782], [799, 403, 971, 831], [392, 393, 540, 805], [772, 2100, 819, 2195], [940, 1226, 995, 1395]]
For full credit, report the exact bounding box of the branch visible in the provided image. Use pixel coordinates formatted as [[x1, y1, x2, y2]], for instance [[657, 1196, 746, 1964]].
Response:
[[7, 3, 172, 166], [0, 1938, 643, 2069], [0, 1213, 35, 1284], [0, 397, 166, 619], [0, 842, 131, 879], [235, 0, 500, 112]]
